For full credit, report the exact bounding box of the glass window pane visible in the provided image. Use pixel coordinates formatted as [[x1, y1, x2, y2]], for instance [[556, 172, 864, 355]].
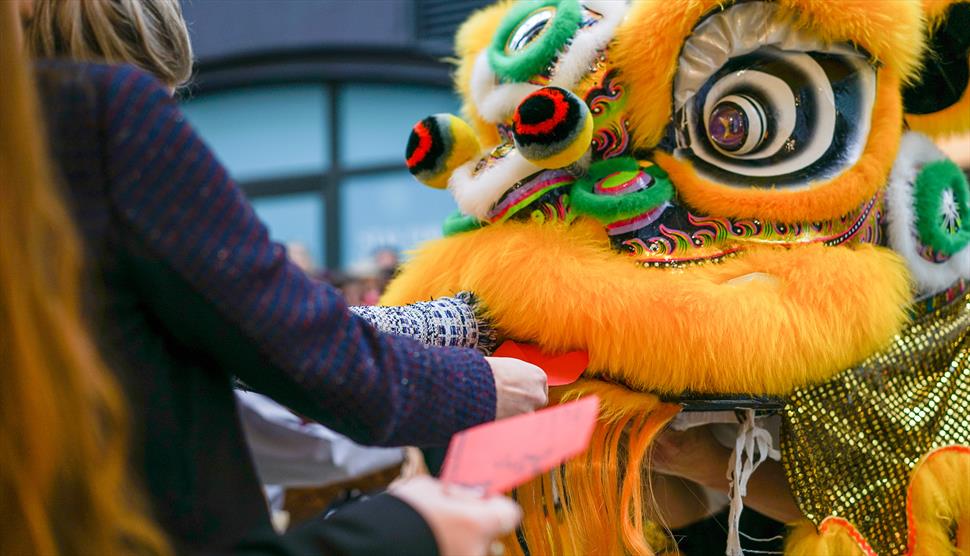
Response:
[[182, 85, 329, 182], [250, 192, 325, 270], [338, 84, 460, 168], [340, 171, 456, 268]]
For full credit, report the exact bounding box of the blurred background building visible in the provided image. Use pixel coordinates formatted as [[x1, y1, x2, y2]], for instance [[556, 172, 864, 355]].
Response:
[[179, 0, 489, 273]]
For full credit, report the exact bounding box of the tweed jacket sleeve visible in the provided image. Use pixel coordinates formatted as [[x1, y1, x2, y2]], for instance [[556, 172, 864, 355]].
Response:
[[98, 65, 496, 447], [349, 292, 500, 355]]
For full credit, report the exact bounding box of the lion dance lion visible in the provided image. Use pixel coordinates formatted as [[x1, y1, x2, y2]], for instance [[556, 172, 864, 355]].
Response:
[[387, 1, 970, 554]]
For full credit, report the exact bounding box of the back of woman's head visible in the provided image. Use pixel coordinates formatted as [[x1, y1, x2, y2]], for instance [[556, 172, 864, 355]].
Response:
[[0, 3, 170, 555], [26, 0, 192, 89]]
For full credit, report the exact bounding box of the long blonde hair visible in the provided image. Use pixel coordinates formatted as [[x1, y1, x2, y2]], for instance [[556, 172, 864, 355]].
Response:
[[0, 3, 171, 555], [26, 0, 193, 89]]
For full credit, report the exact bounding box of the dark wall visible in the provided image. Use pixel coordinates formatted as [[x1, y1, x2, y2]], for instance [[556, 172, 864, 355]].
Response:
[[180, 0, 490, 92], [182, 1, 416, 62]]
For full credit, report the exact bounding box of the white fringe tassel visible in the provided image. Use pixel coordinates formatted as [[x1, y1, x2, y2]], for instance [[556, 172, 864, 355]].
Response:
[[725, 409, 780, 556]]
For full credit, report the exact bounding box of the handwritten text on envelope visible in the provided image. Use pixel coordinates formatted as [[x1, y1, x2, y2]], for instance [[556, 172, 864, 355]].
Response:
[[440, 396, 600, 494]]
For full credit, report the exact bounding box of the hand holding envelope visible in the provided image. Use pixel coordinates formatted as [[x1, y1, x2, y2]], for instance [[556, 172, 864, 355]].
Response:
[[414, 354, 598, 556], [441, 396, 600, 494], [493, 340, 589, 387]]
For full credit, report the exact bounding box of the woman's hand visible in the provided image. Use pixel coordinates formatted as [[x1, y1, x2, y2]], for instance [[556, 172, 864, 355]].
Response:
[[486, 356, 548, 419], [390, 476, 521, 556]]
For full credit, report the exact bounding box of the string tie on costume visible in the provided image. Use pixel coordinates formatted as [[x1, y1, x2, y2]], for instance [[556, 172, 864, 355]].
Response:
[[726, 409, 780, 556]]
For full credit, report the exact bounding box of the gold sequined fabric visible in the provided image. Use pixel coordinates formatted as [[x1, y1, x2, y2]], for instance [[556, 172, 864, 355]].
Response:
[[781, 288, 969, 555]]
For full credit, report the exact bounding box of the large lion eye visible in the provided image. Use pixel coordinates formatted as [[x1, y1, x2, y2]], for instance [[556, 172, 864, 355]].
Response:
[[706, 94, 768, 155], [666, 1, 879, 189], [506, 7, 557, 53], [677, 47, 876, 186]]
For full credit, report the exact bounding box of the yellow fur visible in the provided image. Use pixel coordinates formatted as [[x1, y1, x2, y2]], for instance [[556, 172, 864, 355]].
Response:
[[905, 1, 970, 137], [556, 380, 668, 425], [383, 220, 912, 396], [782, 0, 924, 84], [612, 0, 924, 151], [785, 520, 867, 556], [453, 1, 510, 146], [921, 0, 965, 24], [905, 79, 970, 138], [906, 446, 970, 556], [785, 446, 970, 555], [611, 0, 716, 150], [655, 70, 903, 221], [501, 385, 681, 556]]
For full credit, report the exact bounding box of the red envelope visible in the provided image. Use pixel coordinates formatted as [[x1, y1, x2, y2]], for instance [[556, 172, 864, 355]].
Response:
[[439, 396, 600, 494], [493, 340, 588, 386]]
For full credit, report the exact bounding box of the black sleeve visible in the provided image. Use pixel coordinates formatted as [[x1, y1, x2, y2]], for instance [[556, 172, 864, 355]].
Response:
[[224, 495, 439, 556]]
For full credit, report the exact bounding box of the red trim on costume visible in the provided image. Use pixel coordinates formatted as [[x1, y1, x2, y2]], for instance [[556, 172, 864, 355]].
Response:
[[819, 517, 879, 556], [407, 122, 433, 168], [817, 445, 970, 556], [514, 88, 570, 136], [905, 445, 970, 555]]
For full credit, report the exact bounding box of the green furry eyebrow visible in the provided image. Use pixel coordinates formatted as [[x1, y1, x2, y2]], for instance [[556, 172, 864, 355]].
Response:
[[571, 159, 674, 224], [488, 0, 582, 83], [914, 159, 970, 256]]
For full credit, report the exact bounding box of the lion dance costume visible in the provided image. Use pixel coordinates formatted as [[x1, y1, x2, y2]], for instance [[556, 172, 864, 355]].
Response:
[[387, 1, 970, 554]]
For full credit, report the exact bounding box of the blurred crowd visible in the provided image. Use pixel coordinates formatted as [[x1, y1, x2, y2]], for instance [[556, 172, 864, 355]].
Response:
[[291, 244, 401, 307]]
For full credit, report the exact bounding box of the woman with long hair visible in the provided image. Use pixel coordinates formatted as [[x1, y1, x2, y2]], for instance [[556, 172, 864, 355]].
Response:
[[12, 0, 537, 553], [0, 3, 170, 554]]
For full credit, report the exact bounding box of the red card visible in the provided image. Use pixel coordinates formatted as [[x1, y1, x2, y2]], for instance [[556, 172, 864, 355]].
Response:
[[493, 341, 588, 386], [439, 396, 600, 494]]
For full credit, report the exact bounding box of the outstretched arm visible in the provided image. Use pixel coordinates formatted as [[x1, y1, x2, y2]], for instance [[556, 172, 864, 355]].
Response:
[[349, 292, 500, 355], [99, 65, 496, 447]]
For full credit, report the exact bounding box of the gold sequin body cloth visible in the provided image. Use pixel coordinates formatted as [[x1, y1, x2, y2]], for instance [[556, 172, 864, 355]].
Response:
[[780, 287, 969, 555]]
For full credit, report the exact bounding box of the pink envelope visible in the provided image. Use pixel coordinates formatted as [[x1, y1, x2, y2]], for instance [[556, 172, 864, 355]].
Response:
[[440, 396, 600, 494]]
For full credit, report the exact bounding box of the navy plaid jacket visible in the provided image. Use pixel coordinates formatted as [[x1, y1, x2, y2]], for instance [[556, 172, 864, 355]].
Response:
[[36, 60, 494, 554]]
